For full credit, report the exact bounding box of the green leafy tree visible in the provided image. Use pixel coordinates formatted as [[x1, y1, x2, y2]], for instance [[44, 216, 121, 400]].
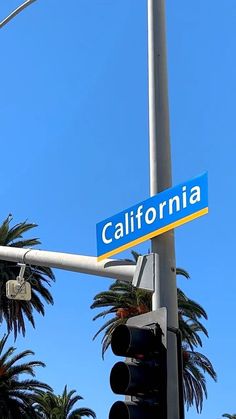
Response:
[[91, 252, 216, 413], [0, 334, 52, 418], [0, 215, 55, 338], [34, 386, 96, 418]]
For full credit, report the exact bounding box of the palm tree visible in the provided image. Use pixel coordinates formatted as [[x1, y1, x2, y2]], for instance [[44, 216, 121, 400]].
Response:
[[182, 346, 216, 412], [222, 415, 236, 419], [91, 253, 216, 413], [91, 278, 207, 357], [0, 334, 52, 418], [34, 385, 96, 418], [0, 215, 55, 338]]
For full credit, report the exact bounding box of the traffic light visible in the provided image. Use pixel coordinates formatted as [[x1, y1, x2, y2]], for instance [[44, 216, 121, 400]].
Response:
[[109, 309, 167, 419]]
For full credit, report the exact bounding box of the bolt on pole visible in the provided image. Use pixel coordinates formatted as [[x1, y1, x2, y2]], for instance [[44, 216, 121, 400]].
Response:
[[147, 0, 180, 418]]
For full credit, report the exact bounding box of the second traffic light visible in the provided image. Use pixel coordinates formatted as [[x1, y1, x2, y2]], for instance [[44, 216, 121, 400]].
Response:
[[109, 308, 167, 419]]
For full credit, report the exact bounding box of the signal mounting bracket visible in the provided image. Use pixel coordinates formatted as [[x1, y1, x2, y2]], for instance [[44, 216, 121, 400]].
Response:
[[132, 253, 159, 293]]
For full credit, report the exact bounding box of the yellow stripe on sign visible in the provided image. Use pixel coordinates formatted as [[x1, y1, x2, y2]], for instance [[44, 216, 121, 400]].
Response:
[[97, 207, 208, 262]]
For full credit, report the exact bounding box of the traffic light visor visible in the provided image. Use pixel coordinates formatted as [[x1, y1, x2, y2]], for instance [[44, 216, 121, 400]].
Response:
[[110, 361, 157, 395], [111, 324, 157, 357], [109, 400, 155, 419]]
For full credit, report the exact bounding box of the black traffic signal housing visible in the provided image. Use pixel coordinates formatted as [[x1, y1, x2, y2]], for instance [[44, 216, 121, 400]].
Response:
[[109, 308, 167, 419]]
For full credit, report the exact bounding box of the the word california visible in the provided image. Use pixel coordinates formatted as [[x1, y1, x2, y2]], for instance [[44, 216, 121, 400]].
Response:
[[96, 173, 208, 261]]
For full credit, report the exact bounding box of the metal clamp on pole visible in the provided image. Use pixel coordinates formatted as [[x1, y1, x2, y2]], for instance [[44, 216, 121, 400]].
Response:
[[16, 263, 26, 284]]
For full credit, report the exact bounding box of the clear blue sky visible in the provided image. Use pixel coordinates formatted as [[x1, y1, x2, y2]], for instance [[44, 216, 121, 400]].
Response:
[[1, 1, 236, 418]]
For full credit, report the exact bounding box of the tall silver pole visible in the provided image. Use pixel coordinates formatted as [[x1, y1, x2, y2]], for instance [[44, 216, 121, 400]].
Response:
[[147, 1, 180, 418]]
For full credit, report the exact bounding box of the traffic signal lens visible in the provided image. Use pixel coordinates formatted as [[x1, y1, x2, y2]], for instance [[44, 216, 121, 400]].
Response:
[[110, 361, 157, 395], [110, 362, 130, 394], [109, 401, 154, 419], [109, 401, 129, 419], [111, 324, 158, 358], [111, 324, 131, 355]]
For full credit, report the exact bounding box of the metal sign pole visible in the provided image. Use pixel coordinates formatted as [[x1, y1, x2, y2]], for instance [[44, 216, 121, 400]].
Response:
[[147, 0, 180, 418]]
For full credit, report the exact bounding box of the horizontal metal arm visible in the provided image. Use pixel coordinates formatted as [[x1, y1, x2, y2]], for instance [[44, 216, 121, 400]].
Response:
[[0, 246, 136, 282]]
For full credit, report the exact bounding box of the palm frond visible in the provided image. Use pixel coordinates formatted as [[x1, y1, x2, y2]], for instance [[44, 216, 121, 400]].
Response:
[[176, 267, 190, 279], [92, 316, 118, 341]]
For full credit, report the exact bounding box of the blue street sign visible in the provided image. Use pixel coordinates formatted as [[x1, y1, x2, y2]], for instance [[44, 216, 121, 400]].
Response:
[[97, 173, 208, 261]]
